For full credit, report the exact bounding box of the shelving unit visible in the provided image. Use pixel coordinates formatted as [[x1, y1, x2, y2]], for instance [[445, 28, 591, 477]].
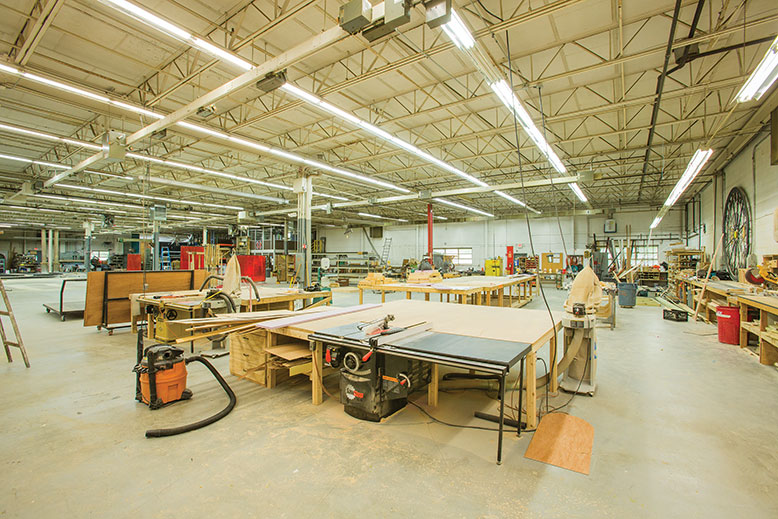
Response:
[[667, 248, 703, 295], [313, 251, 379, 285]]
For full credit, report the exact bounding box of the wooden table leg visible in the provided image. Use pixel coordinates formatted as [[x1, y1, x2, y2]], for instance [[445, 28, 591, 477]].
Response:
[[476, 292, 482, 306], [525, 352, 537, 429], [498, 288, 504, 307], [288, 300, 294, 311], [425, 293, 430, 301], [381, 290, 386, 303], [312, 341, 323, 405], [739, 302, 747, 348], [427, 364, 439, 406], [406, 291, 411, 300], [458, 294, 463, 304], [359, 288, 364, 305]]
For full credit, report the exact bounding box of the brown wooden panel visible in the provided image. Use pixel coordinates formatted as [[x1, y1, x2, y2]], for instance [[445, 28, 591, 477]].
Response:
[[83, 271, 105, 326], [85, 270, 202, 327]]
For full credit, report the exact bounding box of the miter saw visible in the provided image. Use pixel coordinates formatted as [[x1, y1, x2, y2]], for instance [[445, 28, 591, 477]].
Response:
[[558, 265, 601, 396]]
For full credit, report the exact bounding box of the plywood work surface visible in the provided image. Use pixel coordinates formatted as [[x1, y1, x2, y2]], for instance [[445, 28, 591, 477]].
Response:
[[524, 413, 594, 475], [286, 300, 560, 345]]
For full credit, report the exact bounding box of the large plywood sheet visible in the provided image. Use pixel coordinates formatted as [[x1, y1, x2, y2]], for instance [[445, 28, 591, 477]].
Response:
[[288, 300, 560, 345]]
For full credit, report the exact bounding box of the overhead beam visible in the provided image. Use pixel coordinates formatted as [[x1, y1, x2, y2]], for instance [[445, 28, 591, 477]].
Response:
[[12, 0, 64, 66]]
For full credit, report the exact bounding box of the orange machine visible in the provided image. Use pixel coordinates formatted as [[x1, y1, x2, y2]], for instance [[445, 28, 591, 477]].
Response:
[[136, 345, 190, 408], [134, 332, 236, 437]]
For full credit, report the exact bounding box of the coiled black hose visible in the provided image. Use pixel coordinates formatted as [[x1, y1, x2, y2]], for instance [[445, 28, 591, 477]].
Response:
[[145, 356, 236, 438]]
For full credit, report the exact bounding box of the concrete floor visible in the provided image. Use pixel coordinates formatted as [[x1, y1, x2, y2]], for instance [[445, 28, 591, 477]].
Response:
[[1, 277, 777, 518]]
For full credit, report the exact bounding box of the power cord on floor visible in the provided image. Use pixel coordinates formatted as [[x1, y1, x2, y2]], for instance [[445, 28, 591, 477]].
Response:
[[408, 400, 536, 434]]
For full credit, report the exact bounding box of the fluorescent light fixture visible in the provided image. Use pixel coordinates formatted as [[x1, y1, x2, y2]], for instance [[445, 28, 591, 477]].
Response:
[[281, 83, 488, 188], [0, 63, 408, 195], [314, 192, 349, 201], [357, 212, 408, 222], [441, 10, 475, 50], [650, 216, 662, 229], [0, 122, 104, 151], [491, 80, 566, 174], [0, 153, 69, 169], [569, 183, 588, 203], [736, 35, 778, 102], [433, 197, 493, 217], [103, 0, 252, 71], [56, 183, 244, 211], [494, 190, 541, 214], [663, 149, 713, 207]]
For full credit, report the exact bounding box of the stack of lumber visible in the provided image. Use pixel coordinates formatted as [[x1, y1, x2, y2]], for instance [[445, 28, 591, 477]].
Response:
[[407, 270, 443, 284], [358, 272, 390, 287]]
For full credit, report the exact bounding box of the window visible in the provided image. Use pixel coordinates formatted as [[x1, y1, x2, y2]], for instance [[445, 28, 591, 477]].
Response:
[[434, 247, 473, 266], [633, 242, 659, 264], [93, 251, 110, 261]]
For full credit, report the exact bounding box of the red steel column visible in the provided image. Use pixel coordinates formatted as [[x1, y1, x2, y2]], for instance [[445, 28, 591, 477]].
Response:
[[427, 203, 433, 259]]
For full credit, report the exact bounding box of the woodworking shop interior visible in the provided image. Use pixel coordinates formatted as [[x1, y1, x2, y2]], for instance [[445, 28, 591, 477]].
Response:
[[2, 0, 778, 516]]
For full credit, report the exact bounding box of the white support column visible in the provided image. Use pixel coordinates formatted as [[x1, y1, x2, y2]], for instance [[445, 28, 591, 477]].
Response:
[[47, 228, 53, 273], [53, 230, 60, 272], [295, 171, 313, 287], [40, 229, 47, 273]]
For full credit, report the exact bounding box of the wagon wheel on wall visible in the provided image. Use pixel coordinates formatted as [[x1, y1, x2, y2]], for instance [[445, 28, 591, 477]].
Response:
[[722, 186, 751, 278]]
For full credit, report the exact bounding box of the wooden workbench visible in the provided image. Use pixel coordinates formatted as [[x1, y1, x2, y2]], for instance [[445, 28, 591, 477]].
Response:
[[674, 277, 753, 322], [358, 274, 535, 308], [133, 286, 332, 341], [234, 299, 561, 429], [737, 294, 778, 366]]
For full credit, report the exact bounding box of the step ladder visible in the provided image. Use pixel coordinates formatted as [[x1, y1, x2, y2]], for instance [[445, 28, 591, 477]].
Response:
[[0, 280, 30, 368], [380, 237, 392, 266], [160, 247, 172, 270]]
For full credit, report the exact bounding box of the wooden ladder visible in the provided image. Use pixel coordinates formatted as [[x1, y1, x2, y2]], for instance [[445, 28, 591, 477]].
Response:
[[0, 280, 30, 368]]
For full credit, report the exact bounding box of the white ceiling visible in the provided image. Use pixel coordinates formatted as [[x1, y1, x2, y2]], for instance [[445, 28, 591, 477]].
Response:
[[0, 0, 776, 233]]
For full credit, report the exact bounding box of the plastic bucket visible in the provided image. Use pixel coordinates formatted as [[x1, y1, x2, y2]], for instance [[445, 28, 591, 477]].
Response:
[[617, 282, 637, 307], [716, 306, 740, 345]]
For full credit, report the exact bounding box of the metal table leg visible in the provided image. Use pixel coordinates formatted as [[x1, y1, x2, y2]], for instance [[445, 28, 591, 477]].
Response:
[[497, 372, 505, 465]]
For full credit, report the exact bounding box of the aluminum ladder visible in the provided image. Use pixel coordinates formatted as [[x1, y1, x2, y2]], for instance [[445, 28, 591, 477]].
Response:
[[160, 247, 172, 270], [0, 280, 30, 368], [380, 237, 392, 266]]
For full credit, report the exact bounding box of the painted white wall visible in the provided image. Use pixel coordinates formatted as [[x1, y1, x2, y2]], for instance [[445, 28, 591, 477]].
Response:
[[697, 130, 778, 268], [318, 208, 685, 269]]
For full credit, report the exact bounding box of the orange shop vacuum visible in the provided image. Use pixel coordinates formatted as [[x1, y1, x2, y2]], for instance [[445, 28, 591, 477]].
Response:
[[133, 329, 236, 438]]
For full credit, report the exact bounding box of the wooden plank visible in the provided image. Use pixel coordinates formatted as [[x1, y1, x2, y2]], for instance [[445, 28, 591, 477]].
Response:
[[525, 413, 594, 475], [264, 342, 312, 361]]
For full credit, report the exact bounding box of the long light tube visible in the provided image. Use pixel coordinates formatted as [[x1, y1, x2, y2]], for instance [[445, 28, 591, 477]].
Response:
[[102, 0, 252, 71], [57, 183, 244, 210], [663, 149, 713, 207], [0, 122, 347, 200], [736, 35, 778, 102], [494, 190, 541, 214], [569, 183, 588, 202], [357, 212, 408, 222], [0, 64, 407, 193], [490, 80, 567, 174], [650, 216, 662, 229], [433, 197, 494, 218], [441, 10, 475, 50], [281, 83, 488, 187]]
